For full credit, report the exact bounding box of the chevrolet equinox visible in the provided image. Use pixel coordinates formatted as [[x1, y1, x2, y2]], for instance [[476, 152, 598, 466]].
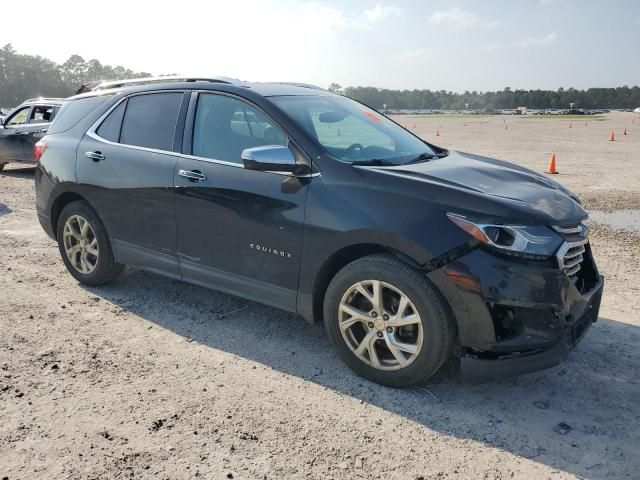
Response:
[[34, 77, 604, 386]]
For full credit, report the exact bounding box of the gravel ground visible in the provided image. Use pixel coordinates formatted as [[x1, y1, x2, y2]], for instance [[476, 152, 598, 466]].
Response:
[[1, 113, 639, 479]]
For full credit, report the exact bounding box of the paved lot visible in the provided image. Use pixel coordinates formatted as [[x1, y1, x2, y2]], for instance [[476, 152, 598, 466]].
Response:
[[1, 113, 639, 479]]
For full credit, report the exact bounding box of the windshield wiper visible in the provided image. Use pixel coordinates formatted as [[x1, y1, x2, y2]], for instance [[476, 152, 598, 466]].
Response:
[[405, 150, 449, 165], [353, 158, 396, 166]]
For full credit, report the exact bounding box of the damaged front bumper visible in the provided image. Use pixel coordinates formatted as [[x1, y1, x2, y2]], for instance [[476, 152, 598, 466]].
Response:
[[460, 278, 602, 383], [427, 244, 604, 383]]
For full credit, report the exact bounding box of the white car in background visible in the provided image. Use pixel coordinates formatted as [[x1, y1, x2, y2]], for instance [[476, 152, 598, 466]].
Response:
[[634, 107, 640, 113]]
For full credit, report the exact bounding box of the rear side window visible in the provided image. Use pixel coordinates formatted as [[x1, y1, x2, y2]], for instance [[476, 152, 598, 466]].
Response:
[[48, 95, 113, 134], [96, 101, 126, 142], [119, 93, 183, 151], [29, 105, 54, 124]]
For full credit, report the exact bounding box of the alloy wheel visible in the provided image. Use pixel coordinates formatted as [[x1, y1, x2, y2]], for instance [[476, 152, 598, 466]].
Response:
[[338, 280, 424, 371], [63, 214, 99, 274]]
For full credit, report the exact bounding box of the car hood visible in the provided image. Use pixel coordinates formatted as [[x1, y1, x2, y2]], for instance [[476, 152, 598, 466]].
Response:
[[366, 150, 586, 225]]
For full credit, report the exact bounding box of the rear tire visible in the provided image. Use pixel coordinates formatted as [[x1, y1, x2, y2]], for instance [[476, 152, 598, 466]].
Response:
[[56, 200, 124, 286], [323, 254, 454, 387], [0, 163, 6, 172]]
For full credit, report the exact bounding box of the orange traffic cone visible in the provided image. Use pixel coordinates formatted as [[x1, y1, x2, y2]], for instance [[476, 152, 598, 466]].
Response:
[[623, 128, 628, 135], [609, 131, 615, 141], [545, 153, 559, 174], [413, 123, 416, 129], [436, 128, 440, 136]]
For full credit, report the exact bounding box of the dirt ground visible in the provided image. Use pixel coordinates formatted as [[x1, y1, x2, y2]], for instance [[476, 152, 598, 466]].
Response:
[[1, 113, 639, 480]]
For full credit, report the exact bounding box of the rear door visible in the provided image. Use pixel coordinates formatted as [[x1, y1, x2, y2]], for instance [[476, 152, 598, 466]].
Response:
[[76, 91, 188, 276], [0, 106, 30, 162], [174, 92, 310, 310], [19, 105, 56, 160]]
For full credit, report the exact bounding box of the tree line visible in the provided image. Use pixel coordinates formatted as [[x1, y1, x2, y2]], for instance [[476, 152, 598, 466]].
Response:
[[329, 84, 640, 111], [0, 44, 151, 107], [1, 44, 639, 110]]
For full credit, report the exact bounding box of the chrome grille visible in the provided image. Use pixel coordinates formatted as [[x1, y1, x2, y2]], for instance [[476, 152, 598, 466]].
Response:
[[553, 222, 589, 282], [556, 239, 588, 281]]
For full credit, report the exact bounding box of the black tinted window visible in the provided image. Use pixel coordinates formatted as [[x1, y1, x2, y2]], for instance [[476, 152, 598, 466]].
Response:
[[193, 94, 288, 164], [120, 93, 183, 151], [48, 95, 113, 134], [96, 101, 126, 142]]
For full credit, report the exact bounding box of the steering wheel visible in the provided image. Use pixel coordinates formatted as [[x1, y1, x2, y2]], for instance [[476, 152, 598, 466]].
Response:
[[344, 143, 364, 158]]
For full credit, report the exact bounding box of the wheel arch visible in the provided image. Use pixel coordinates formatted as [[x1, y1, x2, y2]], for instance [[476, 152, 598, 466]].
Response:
[[310, 243, 425, 324], [50, 191, 91, 239]]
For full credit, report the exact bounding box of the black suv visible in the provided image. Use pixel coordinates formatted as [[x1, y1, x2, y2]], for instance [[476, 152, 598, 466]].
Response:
[[34, 78, 603, 386], [0, 97, 63, 171]]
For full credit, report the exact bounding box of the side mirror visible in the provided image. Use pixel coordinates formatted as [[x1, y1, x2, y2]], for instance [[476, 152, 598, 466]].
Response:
[[242, 145, 309, 175]]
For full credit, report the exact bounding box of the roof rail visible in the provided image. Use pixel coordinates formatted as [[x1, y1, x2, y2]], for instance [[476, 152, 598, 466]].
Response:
[[22, 97, 65, 104], [270, 82, 326, 91], [82, 76, 244, 93]]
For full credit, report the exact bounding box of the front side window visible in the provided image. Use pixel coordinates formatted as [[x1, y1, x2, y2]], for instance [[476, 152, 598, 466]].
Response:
[[192, 93, 288, 164], [5, 107, 30, 126], [29, 105, 54, 124], [119, 93, 183, 151], [271, 95, 436, 165]]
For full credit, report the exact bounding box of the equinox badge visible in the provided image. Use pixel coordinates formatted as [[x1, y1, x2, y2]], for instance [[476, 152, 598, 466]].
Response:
[[250, 243, 292, 258]]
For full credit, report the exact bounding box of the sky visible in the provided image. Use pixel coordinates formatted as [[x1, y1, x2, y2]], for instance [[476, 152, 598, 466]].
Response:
[[2, 0, 639, 92]]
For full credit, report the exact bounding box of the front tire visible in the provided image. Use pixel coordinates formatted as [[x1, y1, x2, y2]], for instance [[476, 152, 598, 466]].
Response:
[[0, 163, 6, 172], [323, 254, 454, 387], [56, 200, 124, 286]]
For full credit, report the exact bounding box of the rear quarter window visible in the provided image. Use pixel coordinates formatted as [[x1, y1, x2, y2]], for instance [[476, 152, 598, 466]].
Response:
[[48, 95, 113, 134]]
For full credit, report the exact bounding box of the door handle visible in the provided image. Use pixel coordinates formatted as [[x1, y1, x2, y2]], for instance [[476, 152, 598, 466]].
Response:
[[178, 169, 207, 182], [39, 128, 48, 133], [85, 151, 105, 162]]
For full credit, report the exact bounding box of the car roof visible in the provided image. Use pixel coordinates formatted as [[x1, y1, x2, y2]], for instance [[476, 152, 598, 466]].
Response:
[[70, 77, 335, 101]]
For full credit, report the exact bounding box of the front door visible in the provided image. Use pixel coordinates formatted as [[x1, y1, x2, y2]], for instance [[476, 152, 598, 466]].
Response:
[[76, 92, 187, 277], [174, 92, 310, 311], [0, 106, 30, 163]]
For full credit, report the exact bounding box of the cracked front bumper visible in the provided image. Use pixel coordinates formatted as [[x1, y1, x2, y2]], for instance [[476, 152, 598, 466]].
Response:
[[427, 246, 604, 383]]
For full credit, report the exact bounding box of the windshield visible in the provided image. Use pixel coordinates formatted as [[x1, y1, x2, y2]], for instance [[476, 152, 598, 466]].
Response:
[[270, 95, 436, 165]]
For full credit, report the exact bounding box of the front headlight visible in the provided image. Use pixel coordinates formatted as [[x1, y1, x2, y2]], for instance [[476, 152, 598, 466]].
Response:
[[446, 212, 563, 259]]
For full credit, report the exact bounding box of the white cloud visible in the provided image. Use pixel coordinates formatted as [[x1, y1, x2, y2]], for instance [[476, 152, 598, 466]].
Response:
[[480, 43, 502, 52], [428, 7, 478, 29], [397, 49, 425, 58], [514, 33, 558, 47], [298, 2, 348, 32], [428, 7, 499, 30], [299, 3, 401, 31], [362, 4, 403, 23], [483, 19, 502, 30]]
